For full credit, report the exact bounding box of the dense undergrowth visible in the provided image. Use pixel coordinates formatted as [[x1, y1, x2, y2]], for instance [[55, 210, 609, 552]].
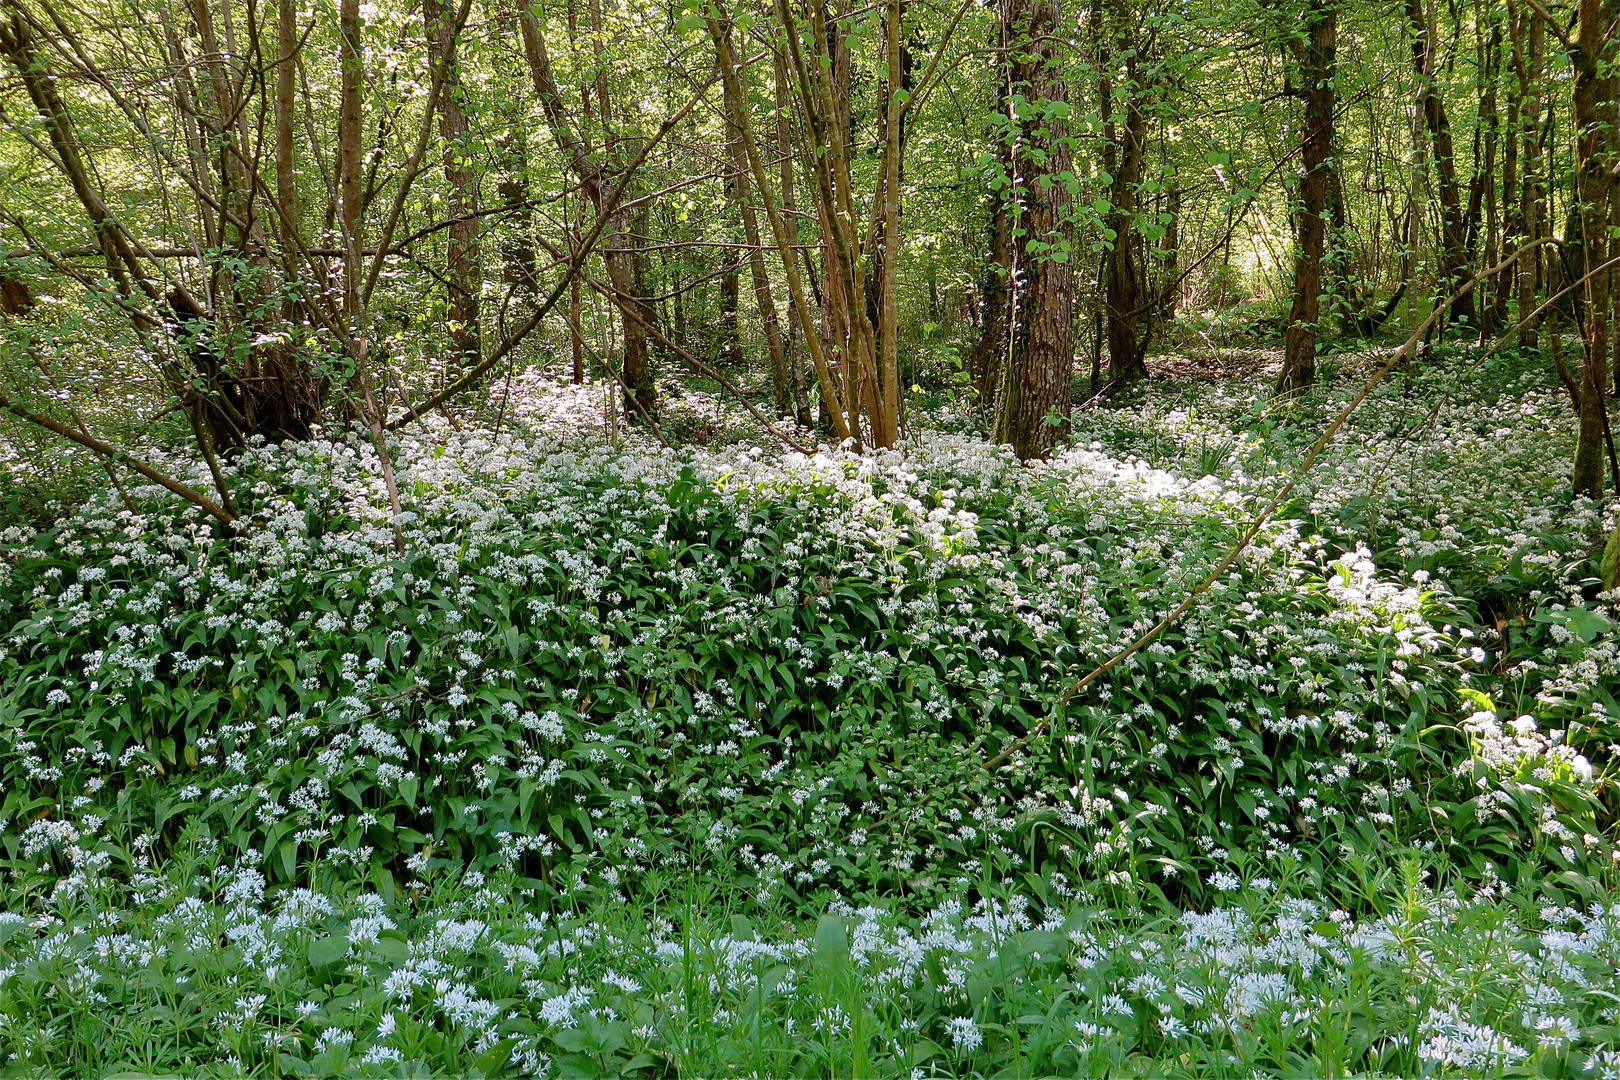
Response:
[[0, 346, 1617, 1075]]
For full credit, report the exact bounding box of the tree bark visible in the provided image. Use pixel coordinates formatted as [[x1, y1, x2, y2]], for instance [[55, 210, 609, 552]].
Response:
[[425, 0, 482, 369], [338, 0, 364, 322], [993, 0, 1075, 457], [709, 7, 853, 440], [1570, 0, 1613, 499], [1407, 0, 1476, 325], [1477, 16, 1502, 338], [1278, 1, 1336, 393], [971, 179, 1013, 412], [1514, 1, 1545, 349], [275, 0, 301, 251], [775, 48, 812, 427], [1100, 10, 1148, 387], [724, 75, 792, 417]]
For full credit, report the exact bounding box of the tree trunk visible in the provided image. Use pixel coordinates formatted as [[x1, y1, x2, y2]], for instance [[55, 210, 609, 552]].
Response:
[[1157, 186, 1180, 321], [725, 79, 792, 417], [1408, 0, 1476, 325], [1500, 0, 1523, 331], [1100, 14, 1148, 387], [775, 48, 812, 427], [1514, 1, 1544, 349], [993, 0, 1075, 457], [1570, 0, 1613, 499], [1477, 17, 1502, 339], [971, 179, 1013, 412], [1278, 1, 1336, 393], [719, 162, 741, 365], [275, 0, 301, 251], [425, 0, 482, 370], [709, 6, 853, 441], [338, 0, 364, 323], [872, 0, 904, 447], [516, 1, 655, 419]]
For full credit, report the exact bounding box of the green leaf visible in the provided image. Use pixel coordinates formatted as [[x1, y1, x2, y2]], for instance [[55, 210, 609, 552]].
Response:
[[307, 934, 348, 970], [814, 914, 848, 959], [472, 1038, 516, 1077], [1602, 522, 1620, 590]]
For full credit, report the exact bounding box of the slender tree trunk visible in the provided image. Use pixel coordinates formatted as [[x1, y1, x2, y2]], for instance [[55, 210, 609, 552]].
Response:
[[1278, 0, 1336, 393], [724, 75, 791, 416], [993, 0, 1075, 457], [275, 0, 301, 251], [1157, 186, 1180, 321], [424, 0, 482, 369], [709, 7, 853, 440], [1500, 0, 1522, 329], [1408, 0, 1476, 325], [1570, 0, 1613, 499], [775, 49, 812, 427], [873, 0, 904, 447], [1100, 11, 1148, 386], [338, 0, 364, 323], [1515, 1, 1544, 348], [497, 133, 537, 289], [719, 161, 741, 365], [1477, 17, 1502, 338], [571, 275, 585, 384], [516, 1, 655, 418], [971, 180, 1013, 412]]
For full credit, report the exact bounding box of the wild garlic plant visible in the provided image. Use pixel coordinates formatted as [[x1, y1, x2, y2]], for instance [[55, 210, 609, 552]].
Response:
[[0, 353, 1616, 1075]]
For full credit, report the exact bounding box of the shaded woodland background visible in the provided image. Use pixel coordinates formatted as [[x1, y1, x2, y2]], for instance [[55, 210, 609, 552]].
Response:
[[1, 0, 1618, 504]]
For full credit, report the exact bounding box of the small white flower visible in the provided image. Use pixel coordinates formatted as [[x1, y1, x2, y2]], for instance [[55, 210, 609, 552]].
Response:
[[945, 1016, 982, 1053]]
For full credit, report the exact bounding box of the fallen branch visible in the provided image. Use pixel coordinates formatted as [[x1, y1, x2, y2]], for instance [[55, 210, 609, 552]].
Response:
[[0, 390, 237, 526]]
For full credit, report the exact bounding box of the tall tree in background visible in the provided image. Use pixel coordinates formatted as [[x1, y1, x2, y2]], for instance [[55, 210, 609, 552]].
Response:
[[425, 0, 482, 370], [1512, 0, 1545, 350], [723, 57, 793, 418], [1568, 0, 1613, 499], [1100, 0, 1149, 386], [1407, 0, 1475, 326], [993, 0, 1076, 457], [1277, 0, 1337, 392], [517, 0, 657, 420]]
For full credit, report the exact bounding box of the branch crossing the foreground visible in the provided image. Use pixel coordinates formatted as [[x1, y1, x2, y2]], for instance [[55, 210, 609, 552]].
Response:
[[983, 238, 1557, 772], [0, 390, 236, 526]]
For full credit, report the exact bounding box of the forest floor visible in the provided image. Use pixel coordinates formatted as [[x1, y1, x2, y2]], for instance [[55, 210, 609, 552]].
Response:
[[0, 345, 1616, 1076]]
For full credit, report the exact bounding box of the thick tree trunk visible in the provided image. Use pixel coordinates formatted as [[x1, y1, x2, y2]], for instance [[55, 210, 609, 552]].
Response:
[[993, 0, 1075, 457], [1278, 1, 1336, 393], [425, 0, 482, 369]]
